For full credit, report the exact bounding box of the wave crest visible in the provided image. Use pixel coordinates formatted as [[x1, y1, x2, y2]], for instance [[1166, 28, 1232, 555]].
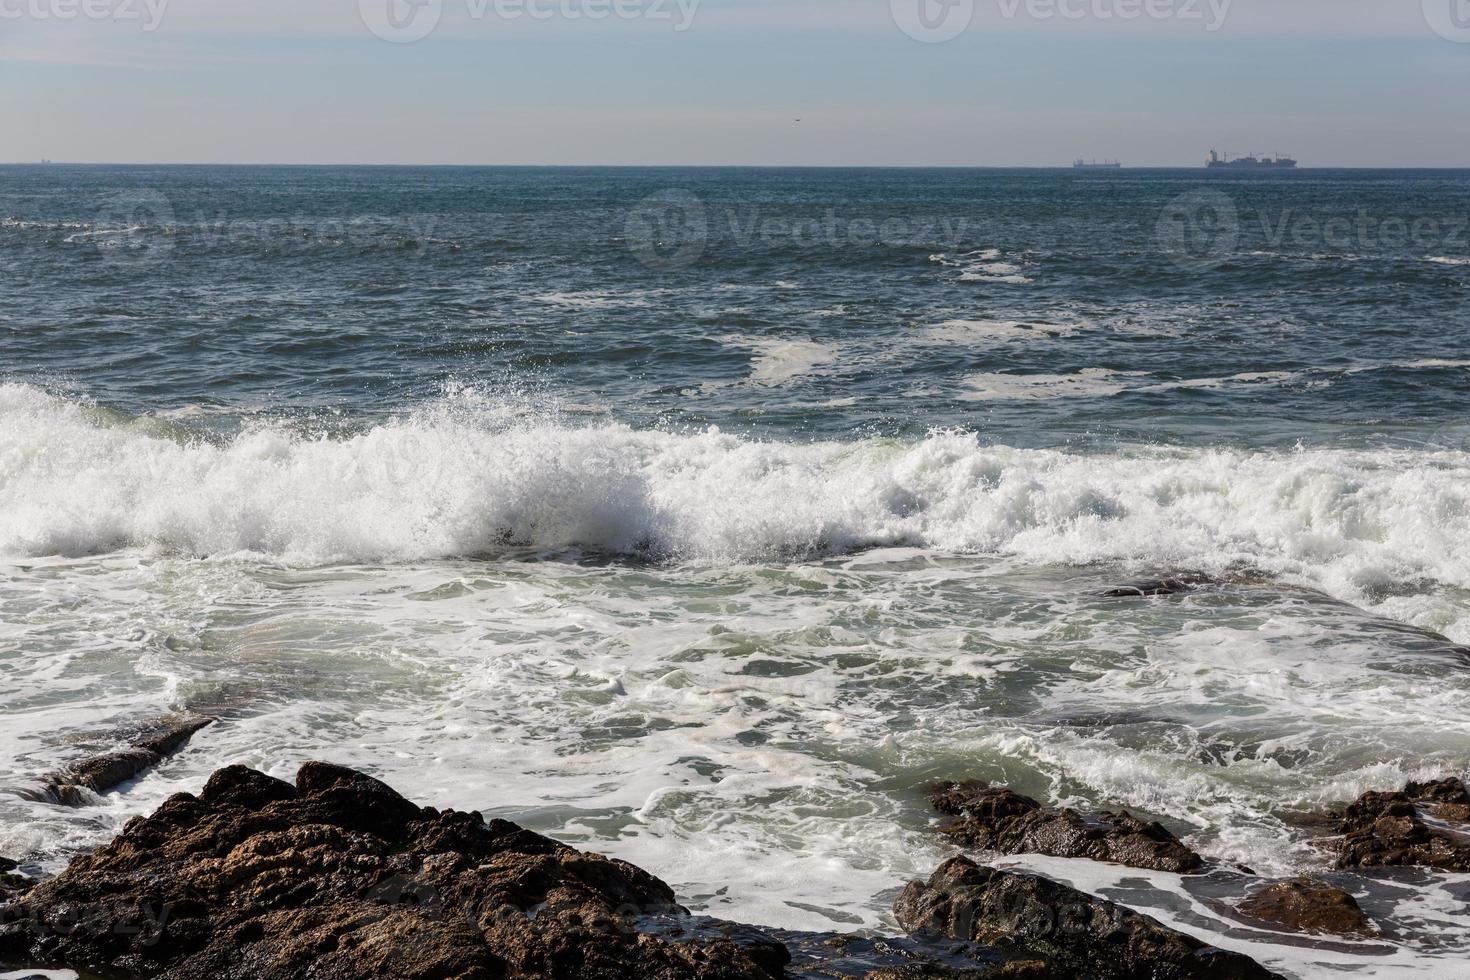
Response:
[[4, 383, 1470, 636]]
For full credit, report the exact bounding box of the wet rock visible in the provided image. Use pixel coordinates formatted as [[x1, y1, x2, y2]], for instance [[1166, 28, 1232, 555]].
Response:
[[130, 715, 217, 757], [927, 781, 1205, 874], [0, 762, 776, 979], [895, 856, 1279, 980], [1335, 777, 1470, 872], [36, 714, 216, 805], [3, 763, 1309, 979], [1048, 712, 1179, 730], [1368, 620, 1470, 667], [641, 918, 1052, 978], [1405, 777, 1470, 821], [1100, 574, 1212, 598], [3, 763, 1064, 980], [0, 858, 34, 904], [1234, 879, 1374, 938]]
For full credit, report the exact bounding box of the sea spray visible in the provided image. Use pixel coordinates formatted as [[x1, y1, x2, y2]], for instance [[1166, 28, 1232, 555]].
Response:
[[4, 382, 1470, 642]]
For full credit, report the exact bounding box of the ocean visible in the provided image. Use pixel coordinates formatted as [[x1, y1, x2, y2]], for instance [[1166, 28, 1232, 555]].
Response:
[[3, 164, 1470, 977]]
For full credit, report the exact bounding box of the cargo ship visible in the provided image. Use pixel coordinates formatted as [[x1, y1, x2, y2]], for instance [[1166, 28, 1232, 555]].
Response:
[[1073, 159, 1122, 170], [1206, 149, 1297, 169]]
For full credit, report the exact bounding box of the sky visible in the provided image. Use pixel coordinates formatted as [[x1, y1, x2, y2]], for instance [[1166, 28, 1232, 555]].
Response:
[[1, 0, 1467, 166]]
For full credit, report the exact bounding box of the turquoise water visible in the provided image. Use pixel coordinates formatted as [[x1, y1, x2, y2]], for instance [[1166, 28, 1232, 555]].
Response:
[[2, 166, 1470, 977]]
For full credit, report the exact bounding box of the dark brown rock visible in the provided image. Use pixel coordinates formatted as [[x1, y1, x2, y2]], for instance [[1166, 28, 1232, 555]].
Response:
[[0, 762, 787, 980], [2, 764, 1076, 980], [132, 716, 218, 757], [1334, 777, 1470, 872], [644, 919, 1053, 978], [894, 856, 1280, 980], [0, 861, 33, 905], [1235, 879, 1374, 938], [1403, 777, 1469, 805], [1405, 777, 1470, 821], [39, 714, 216, 804], [927, 782, 1205, 874]]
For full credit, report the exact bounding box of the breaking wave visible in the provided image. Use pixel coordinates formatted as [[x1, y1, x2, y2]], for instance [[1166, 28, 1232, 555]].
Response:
[[4, 382, 1470, 637]]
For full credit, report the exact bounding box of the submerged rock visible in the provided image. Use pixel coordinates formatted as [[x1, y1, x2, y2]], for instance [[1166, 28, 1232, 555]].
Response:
[[927, 781, 1205, 874], [1099, 574, 1212, 598], [33, 714, 216, 805], [1335, 777, 1470, 872], [1234, 879, 1375, 938], [894, 856, 1279, 980]]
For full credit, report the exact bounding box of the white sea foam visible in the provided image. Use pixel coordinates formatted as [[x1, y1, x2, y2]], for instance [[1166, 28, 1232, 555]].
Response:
[[921, 319, 1077, 344], [958, 368, 1301, 399], [958, 368, 1147, 400], [930, 249, 1033, 284], [1141, 370, 1300, 392], [4, 383, 1470, 641], [1425, 255, 1470, 266], [532, 290, 652, 309], [724, 336, 841, 386]]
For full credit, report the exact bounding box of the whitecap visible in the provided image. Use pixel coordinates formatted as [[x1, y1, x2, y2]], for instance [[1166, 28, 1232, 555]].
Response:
[[7, 383, 1470, 645], [957, 368, 1146, 400]]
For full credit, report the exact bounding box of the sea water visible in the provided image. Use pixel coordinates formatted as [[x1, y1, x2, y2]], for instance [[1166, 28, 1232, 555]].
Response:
[[3, 165, 1470, 977]]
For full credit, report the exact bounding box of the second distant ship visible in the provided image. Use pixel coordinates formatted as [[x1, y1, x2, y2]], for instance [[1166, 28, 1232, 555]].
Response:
[[1206, 149, 1297, 169], [1074, 158, 1122, 170]]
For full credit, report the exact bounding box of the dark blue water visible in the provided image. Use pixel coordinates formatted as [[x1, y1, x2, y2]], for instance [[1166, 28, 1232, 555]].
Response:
[[4, 165, 1468, 449]]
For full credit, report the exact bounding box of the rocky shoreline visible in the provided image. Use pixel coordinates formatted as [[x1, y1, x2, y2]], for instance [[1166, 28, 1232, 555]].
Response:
[[1, 763, 1467, 979]]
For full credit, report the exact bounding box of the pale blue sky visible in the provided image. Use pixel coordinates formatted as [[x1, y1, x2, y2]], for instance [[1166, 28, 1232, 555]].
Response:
[[2, 0, 1467, 165]]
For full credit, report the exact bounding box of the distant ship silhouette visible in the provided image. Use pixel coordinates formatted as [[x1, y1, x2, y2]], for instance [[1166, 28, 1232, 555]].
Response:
[[1206, 149, 1297, 169]]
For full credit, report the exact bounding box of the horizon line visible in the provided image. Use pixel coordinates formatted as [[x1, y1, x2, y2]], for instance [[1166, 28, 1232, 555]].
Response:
[[6, 162, 1470, 170]]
